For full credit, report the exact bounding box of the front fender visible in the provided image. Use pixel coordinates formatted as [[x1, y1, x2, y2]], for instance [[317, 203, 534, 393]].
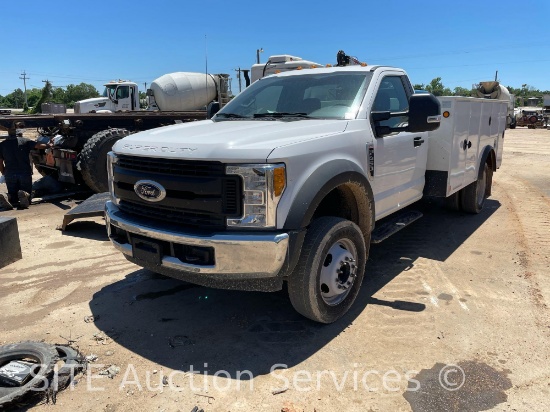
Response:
[[282, 159, 374, 231]]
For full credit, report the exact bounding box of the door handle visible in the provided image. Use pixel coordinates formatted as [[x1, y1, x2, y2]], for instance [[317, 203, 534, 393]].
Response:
[[413, 136, 424, 147]]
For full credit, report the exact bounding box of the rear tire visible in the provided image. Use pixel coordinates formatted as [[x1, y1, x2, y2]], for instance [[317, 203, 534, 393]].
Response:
[[461, 163, 490, 214], [444, 190, 461, 212], [287, 217, 367, 324], [78, 128, 129, 193]]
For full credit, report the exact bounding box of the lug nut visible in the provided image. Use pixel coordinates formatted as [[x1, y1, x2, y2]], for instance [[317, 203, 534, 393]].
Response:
[[340, 260, 344, 265], [337, 285, 342, 289]]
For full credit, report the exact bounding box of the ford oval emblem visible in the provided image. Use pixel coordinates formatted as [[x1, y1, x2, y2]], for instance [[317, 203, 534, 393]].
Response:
[[134, 180, 166, 202]]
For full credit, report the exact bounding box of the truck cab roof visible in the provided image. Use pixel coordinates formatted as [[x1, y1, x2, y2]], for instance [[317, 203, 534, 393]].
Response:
[[103, 80, 137, 87], [261, 64, 403, 79]]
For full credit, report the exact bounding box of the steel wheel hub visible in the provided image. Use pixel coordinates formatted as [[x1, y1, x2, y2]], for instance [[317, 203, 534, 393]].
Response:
[[476, 168, 487, 206], [319, 238, 358, 306]]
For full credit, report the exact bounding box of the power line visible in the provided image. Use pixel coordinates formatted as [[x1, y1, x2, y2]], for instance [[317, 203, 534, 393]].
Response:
[[19, 70, 29, 107]]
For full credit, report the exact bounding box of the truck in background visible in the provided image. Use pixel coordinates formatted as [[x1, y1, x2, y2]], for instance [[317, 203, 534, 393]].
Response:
[[0, 72, 231, 193], [474, 81, 516, 128], [105, 55, 507, 323], [543, 94, 550, 129], [74, 73, 230, 114]]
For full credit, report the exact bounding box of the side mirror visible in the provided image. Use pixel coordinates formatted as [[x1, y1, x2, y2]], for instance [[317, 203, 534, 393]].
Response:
[[207, 102, 220, 119], [408, 93, 441, 132]]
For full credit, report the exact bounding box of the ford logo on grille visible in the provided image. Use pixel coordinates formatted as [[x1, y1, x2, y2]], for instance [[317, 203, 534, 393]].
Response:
[[134, 180, 166, 202]]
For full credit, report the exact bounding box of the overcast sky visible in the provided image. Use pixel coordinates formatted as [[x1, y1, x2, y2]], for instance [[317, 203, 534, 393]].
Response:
[[1, 0, 549, 96]]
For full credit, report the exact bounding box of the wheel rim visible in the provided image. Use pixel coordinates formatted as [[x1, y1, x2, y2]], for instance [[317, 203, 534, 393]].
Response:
[[319, 238, 358, 306], [476, 167, 487, 206]]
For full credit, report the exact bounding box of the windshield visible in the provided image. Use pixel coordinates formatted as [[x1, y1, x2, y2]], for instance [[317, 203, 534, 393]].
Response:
[[102, 85, 117, 99], [215, 71, 372, 121]]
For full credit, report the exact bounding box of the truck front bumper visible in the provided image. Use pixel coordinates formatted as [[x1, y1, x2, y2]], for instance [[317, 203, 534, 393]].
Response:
[[105, 201, 289, 280]]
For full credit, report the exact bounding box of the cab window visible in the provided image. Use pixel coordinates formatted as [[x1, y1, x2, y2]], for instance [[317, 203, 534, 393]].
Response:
[[116, 86, 130, 99], [373, 76, 409, 128]]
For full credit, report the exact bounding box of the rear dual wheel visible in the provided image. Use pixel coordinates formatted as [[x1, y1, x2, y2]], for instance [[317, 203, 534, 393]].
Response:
[[445, 163, 492, 214], [461, 163, 490, 214], [287, 217, 367, 324]]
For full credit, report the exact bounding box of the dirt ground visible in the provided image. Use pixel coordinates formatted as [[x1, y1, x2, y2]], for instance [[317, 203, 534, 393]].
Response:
[[0, 128, 549, 412]]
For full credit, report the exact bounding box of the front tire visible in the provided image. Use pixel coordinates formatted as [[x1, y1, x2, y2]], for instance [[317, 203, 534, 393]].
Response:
[[287, 217, 367, 323]]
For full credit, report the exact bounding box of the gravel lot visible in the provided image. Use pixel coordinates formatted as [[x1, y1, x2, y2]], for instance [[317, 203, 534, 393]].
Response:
[[0, 128, 549, 411]]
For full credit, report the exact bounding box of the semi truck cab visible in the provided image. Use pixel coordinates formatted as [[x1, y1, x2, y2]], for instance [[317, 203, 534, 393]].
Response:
[[74, 80, 139, 113]]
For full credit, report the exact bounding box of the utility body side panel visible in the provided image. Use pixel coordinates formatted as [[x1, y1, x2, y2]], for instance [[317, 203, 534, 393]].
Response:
[[426, 97, 507, 197]]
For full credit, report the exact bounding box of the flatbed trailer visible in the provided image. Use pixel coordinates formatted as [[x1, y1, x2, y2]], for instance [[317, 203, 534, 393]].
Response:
[[0, 110, 209, 193]]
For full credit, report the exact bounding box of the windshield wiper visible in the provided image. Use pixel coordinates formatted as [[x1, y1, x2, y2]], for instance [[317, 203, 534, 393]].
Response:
[[215, 113, 250, 119], [253, 112, 313, 119]]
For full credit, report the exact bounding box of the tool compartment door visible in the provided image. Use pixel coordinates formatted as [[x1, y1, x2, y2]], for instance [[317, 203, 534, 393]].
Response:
[[448, 100, 470, 191], [464, 100, 483, 185], [494, 102, 507, 168]]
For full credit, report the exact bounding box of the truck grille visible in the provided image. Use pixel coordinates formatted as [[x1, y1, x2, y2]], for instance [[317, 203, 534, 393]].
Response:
[[117, 155, 224, 177], [118, 200, 226, 228], [114, 155, 242, 230]]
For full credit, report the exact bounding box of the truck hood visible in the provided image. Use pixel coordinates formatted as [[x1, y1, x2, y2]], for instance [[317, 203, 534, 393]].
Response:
[[75, 97, 112, 113], [113, 119, 348, 162]]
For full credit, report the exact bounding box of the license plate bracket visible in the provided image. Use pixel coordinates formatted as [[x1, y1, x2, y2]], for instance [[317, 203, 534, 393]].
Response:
[[131, 236, 162, 266]]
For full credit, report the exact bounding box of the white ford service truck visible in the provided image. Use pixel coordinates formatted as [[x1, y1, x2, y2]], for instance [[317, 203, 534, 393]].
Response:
[[105, 64, 506, 323]]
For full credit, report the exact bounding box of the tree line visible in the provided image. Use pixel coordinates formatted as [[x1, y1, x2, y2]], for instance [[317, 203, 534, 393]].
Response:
[[0, 82, 100, 111]]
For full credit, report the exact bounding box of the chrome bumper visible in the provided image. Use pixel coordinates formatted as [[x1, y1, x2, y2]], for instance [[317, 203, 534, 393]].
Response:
[[105, 201, 289, 277]]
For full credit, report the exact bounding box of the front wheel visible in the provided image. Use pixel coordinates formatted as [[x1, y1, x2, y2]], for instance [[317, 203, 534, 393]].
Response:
[[287, 217, 367, 323]]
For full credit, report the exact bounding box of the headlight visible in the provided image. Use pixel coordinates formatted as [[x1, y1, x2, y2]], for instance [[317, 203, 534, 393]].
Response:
[[107, 152, 119, 205], [226, 163, 286, 228]]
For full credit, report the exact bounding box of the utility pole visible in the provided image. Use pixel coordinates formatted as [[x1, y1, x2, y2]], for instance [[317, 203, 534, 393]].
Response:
[[144, 82, 147, 91], [494, 70, 498, 81], [20, 71, 29, 107], [235, 68, 242, 93], [256, 48, 264, 64]]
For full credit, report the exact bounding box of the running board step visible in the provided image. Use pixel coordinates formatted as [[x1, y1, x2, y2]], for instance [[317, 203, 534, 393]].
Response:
[[371, 210, 423, 244]]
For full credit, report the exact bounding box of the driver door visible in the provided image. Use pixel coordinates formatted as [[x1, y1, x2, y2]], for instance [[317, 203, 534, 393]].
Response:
[[115, 86, 132, 111], [370, 74, 429, 219]]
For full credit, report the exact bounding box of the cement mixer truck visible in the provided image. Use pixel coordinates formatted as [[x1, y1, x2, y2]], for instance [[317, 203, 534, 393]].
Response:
[[0, 72, 231, 193], [474, 81, 516, 129]]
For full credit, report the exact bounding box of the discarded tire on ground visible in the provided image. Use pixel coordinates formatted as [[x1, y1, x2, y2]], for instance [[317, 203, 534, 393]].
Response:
[[53, 345, 83, 391], [78, 128, 130, 193], [0, 342, 58, 407]]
